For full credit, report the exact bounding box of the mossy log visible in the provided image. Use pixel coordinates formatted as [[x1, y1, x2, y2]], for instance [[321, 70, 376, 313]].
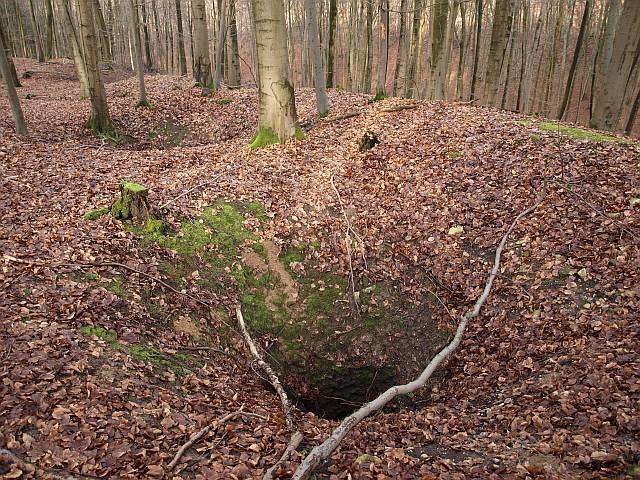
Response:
[[111, 181, 150, 223]]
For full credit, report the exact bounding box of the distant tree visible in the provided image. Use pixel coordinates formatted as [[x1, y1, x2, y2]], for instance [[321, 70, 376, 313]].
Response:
[[483, 0, 514, 106], [27, 0, 44, 62], [429, 0, 449, 100], [375, 0, 390, 99], [227, 0, 241, 86], [305, 0, 329, 114], [0, 20, 27, 135], [0, 19, 20, 87], [78, 0, 112, 133], [192, 0, 213, 88], [59, 0, 90, 98], [326, 0, 337, 88], [174, 0, 188, 75], [469, 0, 483, 100], [250, 0, 300, 147], [128, 0, 150, 106]]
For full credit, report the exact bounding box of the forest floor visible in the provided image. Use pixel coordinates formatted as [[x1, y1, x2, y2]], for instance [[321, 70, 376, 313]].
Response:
[[1, 58, 639, 479]]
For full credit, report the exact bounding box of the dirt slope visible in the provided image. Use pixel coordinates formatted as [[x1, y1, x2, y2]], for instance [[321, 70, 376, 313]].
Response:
[[1, 59, 639, 479]]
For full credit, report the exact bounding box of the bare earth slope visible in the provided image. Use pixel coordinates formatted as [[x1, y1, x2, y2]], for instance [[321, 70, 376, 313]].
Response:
[[1, 59, 639, 479]]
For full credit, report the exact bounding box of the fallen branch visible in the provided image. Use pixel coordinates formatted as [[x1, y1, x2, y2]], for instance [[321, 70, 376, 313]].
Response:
[[291, 192, 546, 480], [167, 409, 266, 470], [325, 110, 362, 122], [236, 306, 294, 430], [379, 104, 419, 112], [263, 431, 304, 480]]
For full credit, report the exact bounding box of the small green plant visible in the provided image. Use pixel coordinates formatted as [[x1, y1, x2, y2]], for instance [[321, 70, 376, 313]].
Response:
[[372, 91, 389, 102], [446, 151, 462, 158], [217, 98, 232, 105], [80, 325, 120, 347]]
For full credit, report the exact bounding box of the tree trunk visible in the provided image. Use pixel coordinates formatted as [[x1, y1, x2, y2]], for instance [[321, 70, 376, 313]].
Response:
[[192, 0, 213, 88], [128, 0, 149, 106], [0, 18, 20, 87], [625, 83, 640, 135], [326, 0, 336, 87], [0, 20, 27, 135], [500, 8, 516, 110], [28, 0, 45, 62], [469, 0, 482, 100], [59, 0, 90, 98], [392, 0, 408, 95], [557, 0, 591, 120], [429, 0, 449, 100], [78, 0, 111, 133], [403, 0, 423, 98], [363, 0, 373, 92], [455, 1, 466, 99], [305, 0, 329, 114], [227, 0, 241, 86], [90, 0, 111, 63], [250, 0, 299, 146], [483, 0, 513, 106], [591, 0, 640, 130], [175, 0, 188, 75], [375, 0, 389, 98], [515, 1, 528, 110], [44, 0, 54, 59], [214, 0, 226, 89]]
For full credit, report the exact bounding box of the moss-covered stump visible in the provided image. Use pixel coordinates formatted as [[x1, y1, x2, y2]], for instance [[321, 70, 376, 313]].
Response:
[[111, 181, 150, 224]]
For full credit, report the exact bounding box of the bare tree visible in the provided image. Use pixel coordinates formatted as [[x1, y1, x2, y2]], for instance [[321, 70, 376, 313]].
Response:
[[0, 19, 26, 135]]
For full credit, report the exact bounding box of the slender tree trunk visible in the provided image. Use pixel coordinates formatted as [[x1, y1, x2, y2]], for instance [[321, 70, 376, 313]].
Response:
[[430, 0, 449, 100], [557, 0, 590, 120], [0, 21, 27, 134], [44, 0, 54, 59], [515, 1, 528, 110], [59, 0, 90, 98], [455, 1, 466, 99], [128, 0, 149, 105], [251, 0, 299, 145], [591, 0, 640, 130], [304, 0, 329, 114], [0, 18, 20, 87], [326, 0, 336, 87], [403, 0, 422, 98], [78, 0, 111, 132], [363, 0, 373, 92], [483, 0, 513, 106], [175, 0, 188, 75], [28, 0, 45, 62], [227, 0, 240, 85], [469, 0, 482, 100], [139, 0, 153, 69], [500, 7, 517, 110], [375, 0, 389, 98], [192, 0, 213, 87], [90, 0, 111, 63], [392, 0, 408, 95], [214, 0, 226, 89]]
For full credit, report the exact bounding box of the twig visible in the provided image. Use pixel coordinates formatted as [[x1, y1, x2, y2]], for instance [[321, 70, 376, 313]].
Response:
[[159, 166, 235, 210], [291, 192, 546, 480], [263, 431, 304, 480], [325, 110, 362, 122], [167, 409, 266, 470], [236, 306, 294, 430]]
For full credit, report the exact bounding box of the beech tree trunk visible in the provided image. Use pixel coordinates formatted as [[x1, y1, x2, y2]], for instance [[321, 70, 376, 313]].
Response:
[[326, 0, 336, 87], [192, 0, 213, 88], [59, 0, 90, 98], [392, 0, 408, 95], [375, 0, 389, 98], [0, 20, 27, 135], [469, 0, 482, 100], [250, 0, 299, 145], [78, 0, 111, 132], [128, 0, 149, 105], [214, 0, 226, 89], [403, 0, 422, 98], [227, 0, 241, 86], [430, 0, 448, 100], [44, 0, 54, 59], [28, 0, 45, 62], [304, 0, 329, 114], [591, 0, 640, 131], [175, 0, 188, 75], [90, 0, 112, 63], [483, 0, 513, 106], [0, 19, 20, 87]]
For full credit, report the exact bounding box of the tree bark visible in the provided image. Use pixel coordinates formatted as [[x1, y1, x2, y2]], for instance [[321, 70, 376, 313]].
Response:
[[430, 0, 449, 100], [192, 0, 213, 88], [469, 0, 483, 100], [392, 0, 409, 95], [28, 0, 45, 62], [375, 0, 389, 98], [326, 0, 337, 87], [59, 0, 90, 98], [227, 0, 241, 86], [90, 0, 111, 63], [140, 0, 153, 69], [403, 0, 423, 98], [625, 83, 640, 135], [128, 0, 149, 106], [304, 0, 329, 114], [250, 0, 300, 145], [557, 0, 591, 120], [78, 0, 111, 133], [0, 18, 20, 87], [44, 0, 54, 59], [0, 20, 27, 135], [591, 0, 640, 130], [175, 0, 188, 75], [483, 0, 513, 106], [214, 0, 226, 89]]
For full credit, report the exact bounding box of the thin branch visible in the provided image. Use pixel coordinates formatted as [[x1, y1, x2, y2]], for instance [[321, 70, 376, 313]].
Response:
[[236, 306, 294, 430], [167, 409, 266, 470], [291, 192, 546, 480], [263, 432, 304, 480], [325, 110, 363, 122]]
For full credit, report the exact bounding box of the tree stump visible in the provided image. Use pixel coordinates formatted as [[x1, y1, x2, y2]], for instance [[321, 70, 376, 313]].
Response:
[[111, 181, 150, 224]]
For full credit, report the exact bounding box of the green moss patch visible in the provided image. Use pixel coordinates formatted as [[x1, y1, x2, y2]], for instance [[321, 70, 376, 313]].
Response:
[[217, 98, 232, 105], [84, 207, 110, 221], [373, 91, 388, 102], [517, 119, 634, 144], [249, 128, 280, 149]]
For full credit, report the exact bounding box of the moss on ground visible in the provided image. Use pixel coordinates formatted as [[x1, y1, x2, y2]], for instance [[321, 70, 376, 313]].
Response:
[[217, 98, 232, 105], [249, 128, 280, 149], [373, 91, 388, 102], [105, 276, 128, 299], [84, 207, 109, 221], [516, 119, 635, 144]]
